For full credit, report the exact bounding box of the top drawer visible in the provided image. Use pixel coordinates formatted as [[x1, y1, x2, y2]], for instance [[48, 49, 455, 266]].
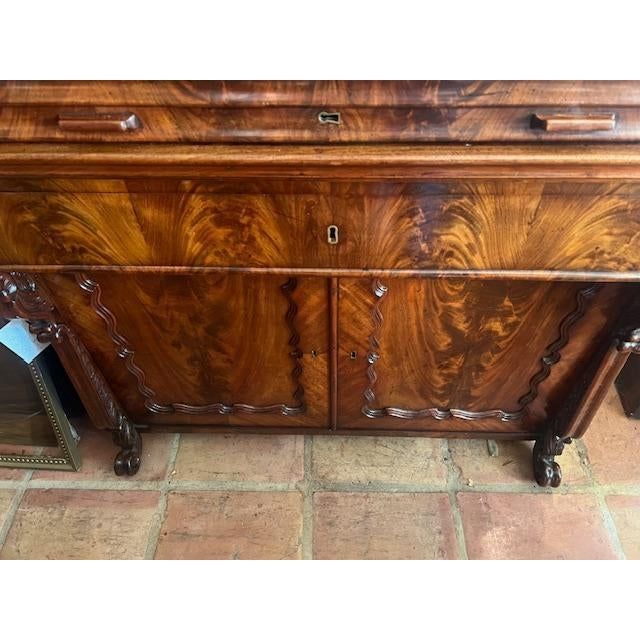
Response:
[[0, 106, 638, 143], [2, 81, 640, 143]]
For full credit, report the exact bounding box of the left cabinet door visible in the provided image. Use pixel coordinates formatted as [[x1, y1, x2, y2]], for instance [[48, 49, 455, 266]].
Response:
[[42, 272, 329, 428]]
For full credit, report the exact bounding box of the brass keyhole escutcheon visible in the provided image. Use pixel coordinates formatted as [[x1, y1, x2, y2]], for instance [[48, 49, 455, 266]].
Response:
[[318, 111, 341, 125], [327, 225, 339, 245], [349, 350, 357, 360]]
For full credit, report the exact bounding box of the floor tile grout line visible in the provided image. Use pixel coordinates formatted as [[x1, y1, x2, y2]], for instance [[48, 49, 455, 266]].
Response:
[[0, 469, 34, 552], [144, 433, 181, 560], [0, 480, 28, 489], [24, 479, 302, 491], [306, 480, 595, 494], [443, 439, 469, 560], [574, 438, 627, 560], [19, 476, 640, 494], [300, 435, 314, 560]]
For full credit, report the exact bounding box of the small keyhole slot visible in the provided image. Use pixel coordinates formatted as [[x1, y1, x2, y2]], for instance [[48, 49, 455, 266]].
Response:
[[349, 351, 357, 360], [327, 225, 339, 245], [311, 349, 318, 359], [318, 111, 341, 125]]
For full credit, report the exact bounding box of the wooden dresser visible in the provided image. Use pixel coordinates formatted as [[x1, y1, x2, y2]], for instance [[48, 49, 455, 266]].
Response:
[[1, 81, 639, 486]]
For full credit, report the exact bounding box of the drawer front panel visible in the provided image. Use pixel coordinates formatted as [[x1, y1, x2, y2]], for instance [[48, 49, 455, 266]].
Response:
[[1, 106, 640, 143], [2, 181, 640, 274], [328, 182, 640, 273], [41, 272, 329, 427], [337, 278, 625, 433], [0, 188, 334, 268]]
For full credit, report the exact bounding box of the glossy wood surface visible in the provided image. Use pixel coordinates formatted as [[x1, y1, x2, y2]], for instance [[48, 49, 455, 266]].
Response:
[[3, 81, 640, 107], [337, 278, 624, 433], [2, 81, 640, 481], [6, 144, 640, 180], [1, 181, 640, 277], [41, 272, 329, 426], [3, 106, 640, 142]]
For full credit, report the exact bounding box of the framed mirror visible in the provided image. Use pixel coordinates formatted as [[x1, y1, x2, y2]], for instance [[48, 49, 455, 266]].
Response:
[[0, 318, 82, 471]]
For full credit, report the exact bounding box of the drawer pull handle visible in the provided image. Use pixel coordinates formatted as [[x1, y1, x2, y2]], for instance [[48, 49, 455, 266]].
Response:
[[57, 112, 142, 132], [318, 111, 341, 125], [530, 113, 616, 133], [327, 225, 339, 244]]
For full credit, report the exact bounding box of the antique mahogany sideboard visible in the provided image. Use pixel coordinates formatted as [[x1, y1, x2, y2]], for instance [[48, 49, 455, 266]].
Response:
[[1, 80, 640, 486]]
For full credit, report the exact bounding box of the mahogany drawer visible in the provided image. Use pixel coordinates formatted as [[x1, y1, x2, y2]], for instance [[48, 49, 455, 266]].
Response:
[[1, 105, 640, 143], [1, 181, 640, 276], [4, 81, 640, 144]]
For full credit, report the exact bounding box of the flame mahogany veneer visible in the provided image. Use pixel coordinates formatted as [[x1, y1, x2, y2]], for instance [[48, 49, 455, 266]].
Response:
[[1, 81, 640, 485]]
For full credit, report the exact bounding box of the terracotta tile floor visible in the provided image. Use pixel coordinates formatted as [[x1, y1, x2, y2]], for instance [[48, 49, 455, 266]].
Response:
[[1, 386, 639, 559]]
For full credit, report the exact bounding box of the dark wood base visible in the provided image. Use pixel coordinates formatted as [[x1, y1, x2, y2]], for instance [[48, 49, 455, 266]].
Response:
[[533, 429, 572, 488], [615, 354, 640, 419], [113, 419, 142, 476]]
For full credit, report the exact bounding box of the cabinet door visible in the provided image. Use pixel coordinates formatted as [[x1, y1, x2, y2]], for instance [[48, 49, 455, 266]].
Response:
[[337, 278, 622, 435], [43, 272, 329, 428]]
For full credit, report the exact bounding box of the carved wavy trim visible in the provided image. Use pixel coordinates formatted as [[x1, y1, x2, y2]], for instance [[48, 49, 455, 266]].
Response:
[[74, 273, 305, 416], [362, 279, 600, 422], [516, 284, 599, 407]]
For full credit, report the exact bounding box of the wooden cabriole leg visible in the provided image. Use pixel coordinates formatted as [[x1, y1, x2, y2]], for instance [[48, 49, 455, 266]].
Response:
[[0, 271, 143, 476]]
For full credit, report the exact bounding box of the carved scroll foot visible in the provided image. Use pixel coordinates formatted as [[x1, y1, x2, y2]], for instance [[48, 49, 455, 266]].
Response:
[[533, 429, 571, 487], [113, 418, 142, 476]]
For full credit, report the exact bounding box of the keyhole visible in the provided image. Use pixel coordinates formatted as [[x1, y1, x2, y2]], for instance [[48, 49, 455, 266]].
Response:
[[349, 351, 357, 360], [327, 225, 339, 245], [311, 349, 318, 359], [318, 111, 341, 125]]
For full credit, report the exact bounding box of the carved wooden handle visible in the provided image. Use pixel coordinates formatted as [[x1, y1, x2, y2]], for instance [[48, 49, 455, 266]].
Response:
[[530, 113, 616, 133], [57, 112, 141, 132]]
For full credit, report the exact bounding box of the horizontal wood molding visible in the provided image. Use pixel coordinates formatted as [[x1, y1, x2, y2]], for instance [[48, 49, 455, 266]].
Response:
[[3, 81, 640, 107], [5, 144, 640, 179], [3, 265, 640, 283]]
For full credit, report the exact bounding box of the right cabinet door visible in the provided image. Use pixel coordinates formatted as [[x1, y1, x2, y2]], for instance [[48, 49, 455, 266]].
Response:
[[337, 277, 623, 435]]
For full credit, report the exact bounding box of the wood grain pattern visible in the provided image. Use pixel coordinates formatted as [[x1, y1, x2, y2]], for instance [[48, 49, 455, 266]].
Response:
[[41, 272, 329, 427], [2, 81, 639, 483], [338, 278, 625, 433], [361, 280, 599, 422], [2, 106, 640, 142], [3, 81, 640, 107], [74, 273, 306, 416], [531, 113, 616, 133], [57, 111, 141, 133], [1, 181, 639, 276], [5, 143, 640, 180], [565, 328, 640, 438]]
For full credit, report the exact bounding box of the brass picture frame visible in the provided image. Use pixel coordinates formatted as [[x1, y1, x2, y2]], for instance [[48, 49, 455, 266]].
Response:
[[0, 352, 82, 471]]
